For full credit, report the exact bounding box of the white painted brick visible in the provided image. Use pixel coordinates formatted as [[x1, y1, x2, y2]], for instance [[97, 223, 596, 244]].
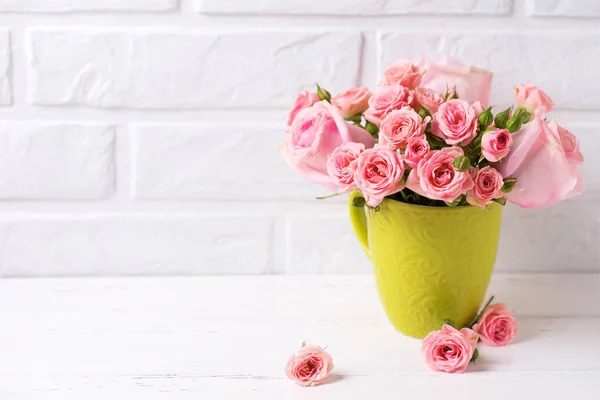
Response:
[[28, 29, 361, 109], [526, 0, 600, 17], [197, 0, 512, 15], [0, 123, 115, 199], [379, 31, 600, 110], [0, 0, 175, 12], [0, 215, 272, 276], [133, 124, 326, 200], [0, 29, 10, 105]]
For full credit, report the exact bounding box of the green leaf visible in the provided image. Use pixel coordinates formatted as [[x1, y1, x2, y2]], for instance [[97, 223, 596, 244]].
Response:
[[301, 341, 307, 347], [506, 113, 523, 133], [399, 168, 410, 185], [492, 197, 507, 206], [518, 107, 532, 124], [316, 84, 331, 102], [501, 178, 517, 194], [494, 107, 512, 129], [352, 196, 366, 208], [470, 348, 479, 363], [445, 196, 463, 207], [418, 103, 432, 120], [443, 318, 456, 327], [345, 113, 363, 124], [453, 156, 471, 172], [478, 107, 494, 129], [364, 120, 379, 138]]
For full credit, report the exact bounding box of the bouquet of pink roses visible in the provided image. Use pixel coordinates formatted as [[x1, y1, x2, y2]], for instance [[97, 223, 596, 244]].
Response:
[[281, 59, 584, 209]]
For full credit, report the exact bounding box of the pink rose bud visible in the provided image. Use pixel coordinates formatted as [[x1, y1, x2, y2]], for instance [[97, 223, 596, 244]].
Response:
[[326, 142, 365, 194], [287, 91, 319, 126], [414, 87, 445, 114], [364, 85, 414, 127], [285, 344, 334, 387], [432, 99, 479, 146], [380, 59, 424, 89], [404, 136, 430, 169], [466, 166, 504, 208], [355, 144, 406, 207], [514, 83, 554, 114], [331, 87, 372, 118], [423, 324, 479, 374], [473, 303, 518, 346], [481, 128, 513, 162], [379, 109, 428, 151]]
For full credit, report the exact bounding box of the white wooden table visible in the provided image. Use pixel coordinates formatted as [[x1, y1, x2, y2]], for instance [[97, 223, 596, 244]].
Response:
[[1, 274, 599, 399]]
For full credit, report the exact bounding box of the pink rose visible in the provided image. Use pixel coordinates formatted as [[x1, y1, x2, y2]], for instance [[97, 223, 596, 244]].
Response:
[[379, 109, 428, 150], [364, 85, 414, 126], [326, 142, 365, 194], [355, 145, 406, 207], [281, 101, 376, 192], [380, 59, 424, 89], [467, 166, 504, 208], [555, 122, 584, 164], [404, 136, 430, 169], [432, 99, 479, 145], [331, 87, 372, 118], [422, 324, 479, 374], [287, 91, 319, 126], [482, 128, 513, 162], [514, 83, 554, 114], [497, 110, 584, 208], [406, 147, 474, 202], [414, 87, 445, 114], [285, 344, 334, 387], [473, 303, 517, 347], [419, 58, 493, 108]]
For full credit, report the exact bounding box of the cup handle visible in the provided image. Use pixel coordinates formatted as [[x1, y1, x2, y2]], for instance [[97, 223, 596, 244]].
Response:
[[348, 191, 371, 260]]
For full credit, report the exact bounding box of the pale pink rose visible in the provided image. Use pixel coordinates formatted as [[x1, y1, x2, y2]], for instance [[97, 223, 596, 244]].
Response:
[[331, 87, 372, 118], [326, 142, 365, 194], [380, 59, 424, 89], [281, 101, 376, 192], [419, 58, 493, 108], [379, 109, 428, 150], [514, 83, 554, 114], [404, 136, 430, 169], [285, 344, 334, 387], [364, 85, 414, 126], [432, 99, 479, 145], [287, 91, 319, 126], [467, 166, 504, 208], [355, 144, 406, 207], [414, 87, 445, 114], [482, 129, 513, 162], [406, 147, 474, 202], [422, 324, 479, 374], [555, 123, 584, 164], [473, 303, 517, 347], [497, 109, 584, 208]]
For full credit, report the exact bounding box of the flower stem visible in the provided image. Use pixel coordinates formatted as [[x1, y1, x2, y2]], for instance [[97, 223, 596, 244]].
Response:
[[315, 193, 341, 200], [467, 295, 495, 328]]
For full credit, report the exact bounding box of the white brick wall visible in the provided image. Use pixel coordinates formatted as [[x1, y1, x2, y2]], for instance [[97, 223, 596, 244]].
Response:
[[0, 0, 598, 276]]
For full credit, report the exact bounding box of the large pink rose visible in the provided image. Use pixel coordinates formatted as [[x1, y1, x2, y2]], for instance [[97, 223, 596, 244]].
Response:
[[467, 166, 504, 208], [379, 109, 427, 150], [364, 85, 414, 126], [514, 83, 554, 114], [355, 145, 405, 207], [287, 91, 319, 126], [380, 59, 424, 89], [555, 123, 584, 164], [326, 142, 365, 194], [281, 101, 376, 191], [473, 303, 517, 347], [406, 147, 474, 202], [404, 136, 430, 169], [331, 87, 372, 118], [419, 58, 493, 108], [422, 324, 479, 374], [432, 99, 479, 145], [414, 87, 445, 114], [285, 344, 334, 387], [482, 128, 513, 162], [497, 109, 584, 208]]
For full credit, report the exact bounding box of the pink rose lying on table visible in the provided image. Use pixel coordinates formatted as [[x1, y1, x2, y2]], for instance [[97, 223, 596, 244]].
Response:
[[286, 344, 334, 387], [331, 87, 372, 118], [379, 59, 424, 89], [473, 303, 518, 346], [364, 85, 414, 126], [355, 145, 405, 207], [514, 83, 554, 114], [423, 324, 479, 373], [326, 142, 365, 194], [287, 91, 319, 126]]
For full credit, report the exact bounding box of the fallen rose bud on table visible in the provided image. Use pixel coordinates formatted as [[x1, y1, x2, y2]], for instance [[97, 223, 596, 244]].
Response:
[[285, 343, 334, 387]]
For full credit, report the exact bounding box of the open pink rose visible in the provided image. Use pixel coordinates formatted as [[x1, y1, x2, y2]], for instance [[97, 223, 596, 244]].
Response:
[[467, 166, 504, 208], [473, 303, 517, 347], [514, 83, 554, 114], [414, 87, 445, 114], [406, 147, 474, 202], [419, 58, 493, 108], [379, 109, 428, 150], [355, 144, 405, 207], [364, 85, 414, 126], [285, 344, 334, 387], [423, 324, 479, 374], [404, 136, 430, 168], [497, 109, 584, 208], [281, 101, 376, 192], [482, 128, 513, 162], [432, 99, 479, 145], [287, 91, 319, 126], [327, 142, 365, 194], [380, 59, 424, 89], [331, 87, 372, 118]]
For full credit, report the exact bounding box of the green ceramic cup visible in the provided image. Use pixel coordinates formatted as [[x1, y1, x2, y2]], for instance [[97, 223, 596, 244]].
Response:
[[348, 191, 503, 338]]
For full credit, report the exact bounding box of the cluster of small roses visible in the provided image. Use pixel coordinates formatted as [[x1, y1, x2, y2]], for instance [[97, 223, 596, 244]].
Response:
[[281, 59, 584, 209]]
